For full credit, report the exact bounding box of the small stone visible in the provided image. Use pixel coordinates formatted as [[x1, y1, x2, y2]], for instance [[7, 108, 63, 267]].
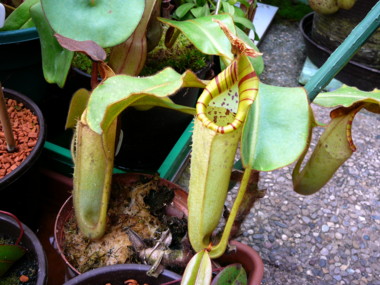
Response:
[[319, 259, 327, 267], [322, 225, 329, 232], [273, 221, 288, 228], [252, 234, 264, 240], [363, 235, 370, 240], [335, 232, 343, 239], [281, 234, 288, 241], [247, 229, 254, 235], [19, 275, 29, 283], [333, 275, 342, 281], [320, 248, 329, 256], [302, 216, 311, 224]]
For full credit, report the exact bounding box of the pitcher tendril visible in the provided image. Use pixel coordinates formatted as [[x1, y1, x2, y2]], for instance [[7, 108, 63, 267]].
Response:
[[212, 19, 262, 58]]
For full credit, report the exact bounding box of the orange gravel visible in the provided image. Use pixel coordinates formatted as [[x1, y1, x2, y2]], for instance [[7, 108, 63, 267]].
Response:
[[0, 98, 39, 179]]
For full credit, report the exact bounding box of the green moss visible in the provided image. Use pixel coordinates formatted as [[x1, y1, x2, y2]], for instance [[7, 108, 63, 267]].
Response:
[[71, 26, 209, 76], [140, 30, 209, 76]]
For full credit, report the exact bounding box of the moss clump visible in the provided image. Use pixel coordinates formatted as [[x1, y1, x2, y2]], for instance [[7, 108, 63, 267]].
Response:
[[140, 29, 209, 76], [71, 25, 209, 76]]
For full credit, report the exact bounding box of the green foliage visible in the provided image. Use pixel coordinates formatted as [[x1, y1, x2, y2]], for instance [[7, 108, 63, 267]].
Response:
[[212, 264, 247, 285], [173, 0, 255, 31], [260, 0, 312, 21]]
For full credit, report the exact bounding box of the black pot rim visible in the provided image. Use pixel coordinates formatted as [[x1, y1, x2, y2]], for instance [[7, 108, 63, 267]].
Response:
[[0, 27, 39, 44], [0, 88, 46, 190], [0, 213, 48, 285], [299, 12, 380, 74]]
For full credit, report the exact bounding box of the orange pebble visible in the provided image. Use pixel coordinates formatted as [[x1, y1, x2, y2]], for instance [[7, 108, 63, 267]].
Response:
[[19, 275, 29, 282]]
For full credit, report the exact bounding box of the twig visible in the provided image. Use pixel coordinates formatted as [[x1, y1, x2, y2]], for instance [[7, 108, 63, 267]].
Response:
[[0, 84, 16, 152]]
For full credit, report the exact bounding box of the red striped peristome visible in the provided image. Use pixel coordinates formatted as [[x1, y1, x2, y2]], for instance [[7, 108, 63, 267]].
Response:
[[196, 55, 259, 133]]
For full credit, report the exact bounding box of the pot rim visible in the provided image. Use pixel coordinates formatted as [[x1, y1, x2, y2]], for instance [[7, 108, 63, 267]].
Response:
[[0, 27, 39, 44]]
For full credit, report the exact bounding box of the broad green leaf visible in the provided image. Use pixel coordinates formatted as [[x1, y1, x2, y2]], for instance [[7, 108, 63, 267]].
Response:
[[181, 250, 212, 285], [0, 0, 38, 31], [175, 3, 196, 19], [211, 264, 248, 285], [30, 3, 73, 88], [293, 104, 364, 195], [159, 14, 236, 63], [86, 68, 207, 134], [241, 83, 310, 171], [236, 27, 264, 75], [0, 245, 26, 276], [41, 0, 145, 47], [222, 2, 235, 15], [65, 89, 91, 129], [314, 85, 380, 111]]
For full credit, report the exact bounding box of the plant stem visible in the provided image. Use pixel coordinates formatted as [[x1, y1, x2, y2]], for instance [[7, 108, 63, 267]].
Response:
[[215, 0, 222, 15], [0, 84, 16, 152], [305, 2, 380, 101], [209, 167, 253, 258]]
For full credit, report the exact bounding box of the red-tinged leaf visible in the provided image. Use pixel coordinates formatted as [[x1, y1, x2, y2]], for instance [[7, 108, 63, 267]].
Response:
[[55, 34, 106, 61]]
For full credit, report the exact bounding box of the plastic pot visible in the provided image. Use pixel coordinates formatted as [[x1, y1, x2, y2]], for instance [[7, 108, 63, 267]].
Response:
[[0, 27, 49, 104], [54, 173, 264, 284], [63, 264, 181, 285], [0, 212, 48, 285], [300, 12, 380, 91], [0, 89, 46, 228]]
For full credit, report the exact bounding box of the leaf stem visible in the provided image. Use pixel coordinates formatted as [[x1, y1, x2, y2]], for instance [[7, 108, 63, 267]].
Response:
[[209, 167, 253, 258], [0, 84, 16, 152]]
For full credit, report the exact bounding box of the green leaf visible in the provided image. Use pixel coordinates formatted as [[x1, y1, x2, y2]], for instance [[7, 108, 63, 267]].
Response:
[[159, 14, 236, 63], [41, 0, 145, 47], [30, 3, 73, 88], [314, 85, 380, 112], [235, 27, 263, 75], [0, 0, 39, 31], [241, 83, 310, 171], [293, 104, 364, 195], [65, 89, 91, 129], [222, 2, 235, 15], [174, 3, 196, 19], [86, 68, 207, 134], [0, 245, 26, 277], [181, 250, 212, 285], [211, 264, 248, 285], [233, 15, 255, 31], [191, 4, 210, 18]]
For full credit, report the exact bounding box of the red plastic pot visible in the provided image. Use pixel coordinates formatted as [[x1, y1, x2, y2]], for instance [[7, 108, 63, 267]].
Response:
[[54, 173, 264, 284]]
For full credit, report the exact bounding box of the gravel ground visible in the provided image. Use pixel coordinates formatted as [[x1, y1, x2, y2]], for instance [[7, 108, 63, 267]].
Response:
[[178, 17, 380, 284]]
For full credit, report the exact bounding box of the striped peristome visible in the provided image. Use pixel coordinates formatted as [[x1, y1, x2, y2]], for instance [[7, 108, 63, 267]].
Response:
[[196, 55, 259, 133]]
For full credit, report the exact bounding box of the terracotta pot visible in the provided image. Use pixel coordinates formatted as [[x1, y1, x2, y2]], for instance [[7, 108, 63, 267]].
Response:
[[63, 264, 181, 285], [0, 212, 48, 285], [0, 89, 46, 229], [54, 173, 264, 284]]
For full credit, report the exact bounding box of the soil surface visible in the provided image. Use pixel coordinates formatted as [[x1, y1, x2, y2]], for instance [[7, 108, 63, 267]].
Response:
[[62, 175, 187, 273], [0, 98, 39, 179]]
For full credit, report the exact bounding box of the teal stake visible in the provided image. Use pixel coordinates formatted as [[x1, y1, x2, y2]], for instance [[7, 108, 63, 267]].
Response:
[[305, 2, 380, 102]]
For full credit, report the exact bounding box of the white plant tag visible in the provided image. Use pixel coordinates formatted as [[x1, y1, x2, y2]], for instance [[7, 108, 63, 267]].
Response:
[[0, 4, 5, 29]]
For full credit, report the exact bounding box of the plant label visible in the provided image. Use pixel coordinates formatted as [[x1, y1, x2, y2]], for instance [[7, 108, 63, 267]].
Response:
[[0, 4, 5, 29]]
